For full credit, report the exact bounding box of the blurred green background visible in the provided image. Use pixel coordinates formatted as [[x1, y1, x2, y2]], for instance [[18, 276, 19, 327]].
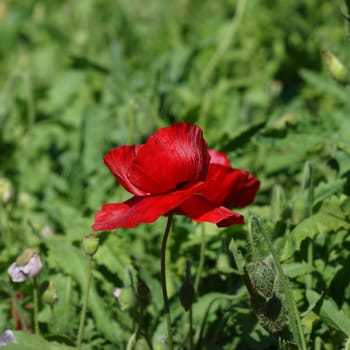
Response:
[[1, 0, 350, 349]]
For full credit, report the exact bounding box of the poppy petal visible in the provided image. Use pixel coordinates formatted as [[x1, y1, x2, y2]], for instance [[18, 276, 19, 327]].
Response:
[[127, 123, 210, 194], [208, 149, 231, 167], [200, 164, 259, 208], [222, 169, 260, 207], [104, 145, 147, 196], [92, 182, 205, 230], [179, 194, 244, 227]]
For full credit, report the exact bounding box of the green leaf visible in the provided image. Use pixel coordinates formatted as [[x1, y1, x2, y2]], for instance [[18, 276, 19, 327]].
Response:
[[220, 118, 267, 151], [300, 69, 349, 103], [46, 238, 121, 342], [42, 70, 86, 112], [281, 212, 350, 261], [306, 290, 350, 337], [6, 331, 75, 350], [282, 262, 314, 278], [313, 179, 346, 207]]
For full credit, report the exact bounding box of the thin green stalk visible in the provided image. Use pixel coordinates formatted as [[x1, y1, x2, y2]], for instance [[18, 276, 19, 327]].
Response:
[[32, 277, 40, 335], [247, 218, 260, 263], [50, 305, 57, 333], [194, 224, 206, 293], [228, 237, 245, 274], [25, 71, 35, 130], [0, 204, 10, 247], [200, 0, 247, 85], [160, 213, 174, 350], [302, 161, 314, 290], [188, 307, 194, 350], [306, 240, 313, 290], [132, 301, 144, 350], [77, 255, 94, 350], [250, 216, 307, 350]]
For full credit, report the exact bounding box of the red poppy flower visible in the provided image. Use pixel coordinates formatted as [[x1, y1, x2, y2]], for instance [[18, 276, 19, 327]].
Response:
[[92, 123, 259, 230]]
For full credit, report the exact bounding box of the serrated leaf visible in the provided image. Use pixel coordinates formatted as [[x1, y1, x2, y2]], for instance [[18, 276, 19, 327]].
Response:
[[301, 311, 319, 336], [313, 179, 346, 206], [6, 331, 75, 350], [306, 290, 350, 337], [281, 212, 350, 261], [300, 69, 348, 103]]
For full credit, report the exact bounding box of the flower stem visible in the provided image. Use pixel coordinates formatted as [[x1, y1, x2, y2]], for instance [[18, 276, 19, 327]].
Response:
[[132, 300, 144, 350], [160, 213, 174, 350], [77, 255, 94, 350], [194, 224, 206, 293], [32, 277, 40, 335], [188, 307, 194, 350], [200, 0, 247, 85], [250, 216, 307, 350], [50, 305, 57, 333]]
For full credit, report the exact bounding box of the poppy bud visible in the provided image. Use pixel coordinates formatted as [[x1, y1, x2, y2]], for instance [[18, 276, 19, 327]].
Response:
[[126, 333, 151, 350], [270, 185, 285, 223], [260, 295, 289, 335], [137, 282, 150, 302], [245, 259, 276, 299], [117, 287, 137, 311], [293, 161, 314, 223], [263, 294, 283, 321], [0, 178, 12, 204], [42, 281, 59, 305], [82, 234, 99, 256], [8, 249, 43, 282], [216, 252, 231, 273], [0, 330, 16, 346], [322, 49, 348, 84], [179, 279, 195, 311]]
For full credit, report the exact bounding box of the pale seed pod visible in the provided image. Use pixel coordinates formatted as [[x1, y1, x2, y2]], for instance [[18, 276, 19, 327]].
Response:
[[8, 249, 43, 282], [322, 49, 348, 84], [82, 234, 99, 256], [42, 281, 59, 305]]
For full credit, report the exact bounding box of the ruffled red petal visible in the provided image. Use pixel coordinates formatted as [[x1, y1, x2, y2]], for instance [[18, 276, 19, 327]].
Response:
[[104, 145, 147, 196], [222, 169, 260, 207], [92, 182, 205, 230], [199, 164, 260, 208], [179, 194, 244, 227], [127, 123, 210, 194], [208, 149, 231, 167]]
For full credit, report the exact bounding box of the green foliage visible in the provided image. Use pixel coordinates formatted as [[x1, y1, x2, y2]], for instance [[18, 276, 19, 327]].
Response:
[[1, 0, 350, 349]]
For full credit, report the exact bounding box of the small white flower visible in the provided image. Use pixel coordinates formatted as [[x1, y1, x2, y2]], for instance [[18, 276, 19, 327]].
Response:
[[0, 330, 16, 346], [112, 287, 122, 298], [0, 178, 12, 204], [8, 250, 43, 282]]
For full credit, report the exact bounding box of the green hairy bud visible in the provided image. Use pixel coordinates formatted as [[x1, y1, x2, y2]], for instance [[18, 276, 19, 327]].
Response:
[[82, 234, 99, 256], [245, 259, 277, 299], [42, 281, 59, 305], [322, 49, 348, 84], [118, 286, 137, 311]]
